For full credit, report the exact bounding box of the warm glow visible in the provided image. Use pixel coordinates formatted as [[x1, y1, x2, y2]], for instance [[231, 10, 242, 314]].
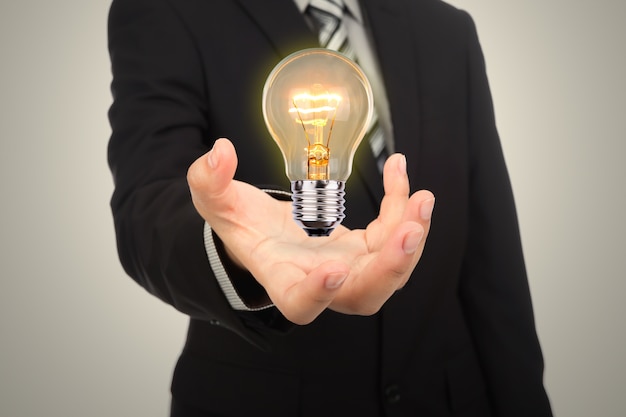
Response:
[[289, 106, 339, 115], [261, 48, 374, 235], [288, 88, 342, 180]]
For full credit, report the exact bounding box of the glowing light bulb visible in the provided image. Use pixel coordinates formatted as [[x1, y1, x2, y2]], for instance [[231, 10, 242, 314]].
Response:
[[262, 48, 374, 236]]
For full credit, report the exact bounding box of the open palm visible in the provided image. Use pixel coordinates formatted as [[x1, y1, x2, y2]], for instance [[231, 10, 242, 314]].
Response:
[[188, 138, 434, 324]]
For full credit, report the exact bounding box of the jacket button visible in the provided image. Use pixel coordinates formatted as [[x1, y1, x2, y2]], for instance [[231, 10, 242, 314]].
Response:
[[384, 384, 401, 404], [209, 319, 220, 326]]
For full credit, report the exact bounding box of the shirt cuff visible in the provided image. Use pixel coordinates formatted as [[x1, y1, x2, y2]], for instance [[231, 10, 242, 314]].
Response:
[[204, 221, 274, 311]]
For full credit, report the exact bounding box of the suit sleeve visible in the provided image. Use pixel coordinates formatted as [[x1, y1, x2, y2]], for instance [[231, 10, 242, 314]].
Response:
[[107, 0, 284, 349], [458, 12, 553, 417]]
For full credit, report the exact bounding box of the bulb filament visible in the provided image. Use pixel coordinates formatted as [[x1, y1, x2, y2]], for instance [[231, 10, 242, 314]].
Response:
[[290, 85, 341, 180]]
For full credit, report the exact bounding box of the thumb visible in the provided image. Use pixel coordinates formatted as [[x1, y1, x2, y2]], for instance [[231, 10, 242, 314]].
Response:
[[187, 138, 238, 210]]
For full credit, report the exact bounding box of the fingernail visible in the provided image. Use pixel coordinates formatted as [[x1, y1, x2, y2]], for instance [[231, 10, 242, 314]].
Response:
[[397, 154, 407, 175], [207, 145, 219, 169], [325, 272, 347, 289], [403, 228, 424, 254], [420, 198, 435, 221]]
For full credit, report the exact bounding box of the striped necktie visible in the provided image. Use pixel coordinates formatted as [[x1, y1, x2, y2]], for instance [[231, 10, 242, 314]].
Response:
[[306, 0, 389, 173]]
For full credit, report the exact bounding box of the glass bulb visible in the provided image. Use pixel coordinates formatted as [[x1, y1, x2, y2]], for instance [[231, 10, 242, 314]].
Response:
[[262, 48, 374, 236]]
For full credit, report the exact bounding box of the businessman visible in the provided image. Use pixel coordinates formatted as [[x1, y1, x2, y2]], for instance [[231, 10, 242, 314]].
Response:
[[107, 0, 553, 415]]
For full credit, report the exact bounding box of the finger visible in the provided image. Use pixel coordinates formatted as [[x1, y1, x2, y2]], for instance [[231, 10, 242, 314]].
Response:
[[375, 191, 435, 279], [383, 153, 410, 197], [398, 191, 435, 270], [377, 154, 411, 234], [402, 190, 435, 229], [372, 221, 425, 284], [266, 261, 350, 325], [187, 138, 238, 212]]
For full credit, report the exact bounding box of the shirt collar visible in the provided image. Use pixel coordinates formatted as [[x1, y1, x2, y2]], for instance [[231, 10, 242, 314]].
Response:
[[293, 0, 363, 23]]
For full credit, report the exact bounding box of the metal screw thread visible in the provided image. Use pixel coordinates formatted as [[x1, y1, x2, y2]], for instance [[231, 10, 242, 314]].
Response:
[[291, 180, 346, 237]]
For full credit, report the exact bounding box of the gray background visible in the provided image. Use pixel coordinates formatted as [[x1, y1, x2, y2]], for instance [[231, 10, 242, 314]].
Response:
[[1, 0, 624, 416]]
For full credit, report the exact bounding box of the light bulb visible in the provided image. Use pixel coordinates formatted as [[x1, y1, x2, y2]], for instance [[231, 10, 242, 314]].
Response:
[[262, 48, 374, 237]]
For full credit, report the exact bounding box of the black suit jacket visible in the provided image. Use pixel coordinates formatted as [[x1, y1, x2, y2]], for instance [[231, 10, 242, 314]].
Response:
[[107, 0, 552, 416]]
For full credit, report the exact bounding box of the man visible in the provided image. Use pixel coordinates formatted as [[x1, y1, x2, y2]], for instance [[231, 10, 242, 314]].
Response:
[[107, 0, 553, 415]]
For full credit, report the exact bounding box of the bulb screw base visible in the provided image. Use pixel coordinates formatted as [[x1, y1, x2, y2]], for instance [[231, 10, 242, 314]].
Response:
[[291, 180, 346, 237]]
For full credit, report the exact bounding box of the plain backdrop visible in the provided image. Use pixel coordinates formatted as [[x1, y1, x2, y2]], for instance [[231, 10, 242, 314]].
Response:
[[1, 1, 624, 416]]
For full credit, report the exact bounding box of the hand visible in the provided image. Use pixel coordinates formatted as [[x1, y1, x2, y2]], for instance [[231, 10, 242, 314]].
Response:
[[188, 138, 435, 325]]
